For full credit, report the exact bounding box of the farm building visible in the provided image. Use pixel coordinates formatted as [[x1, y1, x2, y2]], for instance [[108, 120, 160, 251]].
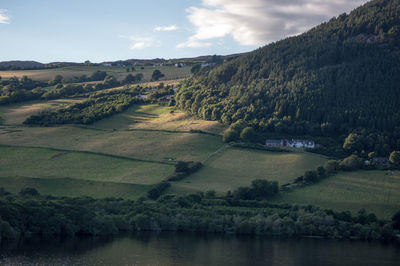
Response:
[[284, 139, 315, 148], [265, 139, 283, 147], [372, 157, 390, 165], [137, 94, 148, 100], [265, 139, 315, 149]]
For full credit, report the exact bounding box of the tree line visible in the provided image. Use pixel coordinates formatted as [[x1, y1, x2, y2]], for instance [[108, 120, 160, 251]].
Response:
[[0, 188, 397, 243], [174, 0, 400, 152]]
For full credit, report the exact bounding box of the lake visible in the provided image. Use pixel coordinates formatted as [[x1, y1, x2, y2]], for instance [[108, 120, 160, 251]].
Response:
[[1, 233, 399, 265]]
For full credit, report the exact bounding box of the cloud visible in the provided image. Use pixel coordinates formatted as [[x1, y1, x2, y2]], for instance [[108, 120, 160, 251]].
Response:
[[153, 25, 179, 32], [177, 37, 212, 48], [179, 0, 368, 48], [120, 35, 161, 49], [0, 9, 10, 24]]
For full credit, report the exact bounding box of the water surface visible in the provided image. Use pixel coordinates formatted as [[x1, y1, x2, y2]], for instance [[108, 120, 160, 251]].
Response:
[[1, 233, 399, 266]]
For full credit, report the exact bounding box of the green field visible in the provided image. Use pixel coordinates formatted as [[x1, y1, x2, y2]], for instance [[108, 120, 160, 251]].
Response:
[[0, 99, 83, 125], [0, 146, 173, 184], [0, 65, 192, 82], [271, 170, 400, 219], [168, 148, 327, 195], [0, 145, 173, 199], [0, 126, 223, 162], [91, 104, 226, 134], [0, 176, 150, 200], [1, 98, 399, 220]]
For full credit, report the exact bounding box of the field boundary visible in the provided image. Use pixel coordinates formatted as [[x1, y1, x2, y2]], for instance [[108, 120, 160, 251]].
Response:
[[202, 144, 229, 164], [0, 144, 174, 165], [74, 124, 222, 137]]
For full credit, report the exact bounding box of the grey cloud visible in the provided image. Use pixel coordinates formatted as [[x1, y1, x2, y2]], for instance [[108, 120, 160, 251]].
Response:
[[178, 0, 369, 48]]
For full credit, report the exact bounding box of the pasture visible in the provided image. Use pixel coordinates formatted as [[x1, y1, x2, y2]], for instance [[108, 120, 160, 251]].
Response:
[[167, 148, 327, 195], [92, 104, 226, 134], [0, 99, 83, 125], [0, 65, 192, 82], [271, 170, 400, 219], [0, 145, 174, 200], [0, 145, 174, 185], [0, 125, 223, 162], [0, 176, 150, 200]]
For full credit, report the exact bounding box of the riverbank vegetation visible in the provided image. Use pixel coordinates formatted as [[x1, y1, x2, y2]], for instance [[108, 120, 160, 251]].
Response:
[[0, 188, 396, 243]]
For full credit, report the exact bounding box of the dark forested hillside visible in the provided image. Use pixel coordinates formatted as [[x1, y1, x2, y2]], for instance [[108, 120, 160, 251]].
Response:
[[176, 0, 400, 138]]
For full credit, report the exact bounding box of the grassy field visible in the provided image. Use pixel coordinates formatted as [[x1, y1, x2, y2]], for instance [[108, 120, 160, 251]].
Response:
[[0, 176, 151, 200], [0, 146, 174, 184], [0, 145, 174, 200], [0, 99, 83, 125], [167, 148, 327, 195], [0, 125, 223, 162], [92, 104, 226, 135], [271, 170, 400, 219], [0, 65, 192, 82]]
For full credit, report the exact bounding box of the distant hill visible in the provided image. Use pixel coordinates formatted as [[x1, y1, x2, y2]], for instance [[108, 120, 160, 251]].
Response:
[[101, 54, 242, 67], [0, 54, 242, 71], [175, 0, 400, 136], [0, 61, 45, 70]]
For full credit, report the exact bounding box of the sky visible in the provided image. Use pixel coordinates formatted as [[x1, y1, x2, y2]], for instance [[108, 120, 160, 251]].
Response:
[[0, 0, 369, 63]]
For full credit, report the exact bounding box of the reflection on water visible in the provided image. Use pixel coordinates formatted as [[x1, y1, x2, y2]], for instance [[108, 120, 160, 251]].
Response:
[[1, 233, 400, 266]]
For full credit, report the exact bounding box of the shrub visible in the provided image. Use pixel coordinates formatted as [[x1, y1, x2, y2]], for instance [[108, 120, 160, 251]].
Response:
[[340, 155, 363, 171]]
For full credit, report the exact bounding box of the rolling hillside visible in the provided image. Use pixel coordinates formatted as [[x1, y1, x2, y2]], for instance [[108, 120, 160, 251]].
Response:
[[176, 0, 400, 136]]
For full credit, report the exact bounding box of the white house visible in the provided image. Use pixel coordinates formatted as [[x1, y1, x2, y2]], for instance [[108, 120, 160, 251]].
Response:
[[137, 94, 148, 99], [265, 139, 315, 149], [284, 139, 315, 149], [265, 139, 283, 147]]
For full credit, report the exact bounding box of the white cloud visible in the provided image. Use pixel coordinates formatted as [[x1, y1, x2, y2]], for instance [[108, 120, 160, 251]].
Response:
[[177, 37, 212, 48], [180, 0, 368, 48], [153, 25, 179, 32], [120, 35, 161, 49], [0, 9, 10, 24]]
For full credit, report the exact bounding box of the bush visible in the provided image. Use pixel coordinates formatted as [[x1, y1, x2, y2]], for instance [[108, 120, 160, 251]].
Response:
[[222, 128, 240, 142], [324, 160, 340, 173], [147, 181, 170, 200], [316, 166, 326, 178], [392, 210, 400, 230], [19, 187, 40, 196], [168, 162, 203, 181], [304, 171, 318, 183], [232, 179, 278, 200], [340, 155, 363, 171]]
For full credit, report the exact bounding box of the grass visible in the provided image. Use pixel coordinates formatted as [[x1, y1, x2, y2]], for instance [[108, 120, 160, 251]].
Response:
[[91, 104, 226, 135], [0, 146, 174, 185], [0, 65, 192, 82], [0, 125, 223, 162], [271, 170, 400, 219], [0, 176, 150, 200], [0, 99, 83, 125], [167, 148, 327, 195]]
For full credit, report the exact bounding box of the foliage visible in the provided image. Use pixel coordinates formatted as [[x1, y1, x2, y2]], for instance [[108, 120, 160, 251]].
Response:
[[152, 70, 165, 81], [147, 181, 171, 200], [191, 64, 201, 74], [91, 70, 107, 81], [175, 0, 400, 144], [341, 129, 400, 157], [304, 171, 319, 183], [0, 189, 393, 242], [232, 179, 279, 200], [389, 151, 400, 166], [168, 161, 203, 181], [392, 210, 400, 230], [24, 93, 142, 125], [324, 160, 340, 173], [340, 155, 363, 171]]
